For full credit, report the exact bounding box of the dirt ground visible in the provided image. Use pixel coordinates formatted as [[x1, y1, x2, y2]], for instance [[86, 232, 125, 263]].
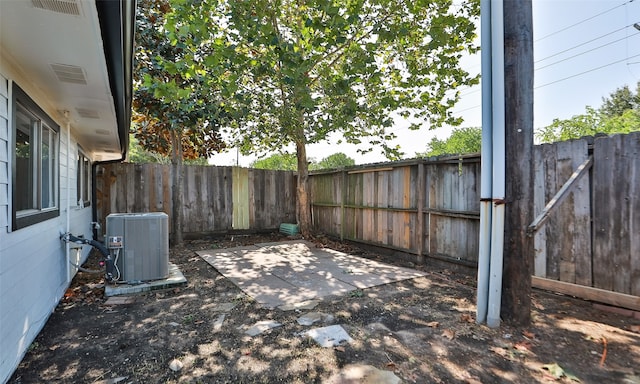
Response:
[[9, 233, 640, 383]]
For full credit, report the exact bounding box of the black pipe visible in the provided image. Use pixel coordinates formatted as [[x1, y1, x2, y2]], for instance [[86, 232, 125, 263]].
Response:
[[61, 233, 116, 282]]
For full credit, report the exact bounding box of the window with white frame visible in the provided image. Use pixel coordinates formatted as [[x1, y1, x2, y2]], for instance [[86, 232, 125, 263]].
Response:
[[77, 150, 91, 207], [12, 84, 60, 230]]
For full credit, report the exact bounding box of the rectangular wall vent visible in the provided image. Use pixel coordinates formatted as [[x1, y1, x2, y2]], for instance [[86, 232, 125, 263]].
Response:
[[32, 0, 81, 16], [76, 108, 100, 119], [50, 63, 87, 85]]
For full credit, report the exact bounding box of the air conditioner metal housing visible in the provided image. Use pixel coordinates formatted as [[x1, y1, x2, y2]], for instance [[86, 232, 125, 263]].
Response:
[[106, 212, 169, 282]]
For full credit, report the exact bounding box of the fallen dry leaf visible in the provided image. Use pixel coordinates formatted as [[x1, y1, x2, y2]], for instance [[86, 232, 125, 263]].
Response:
[[334, 346, 345, 352], [542, 363, 564, 378], [442, 329, 455, 340], [514, 341, 532, 352], [522, 330, 535, 339], [542, 363, 581, 382], [489, 346, 509, 359], [460, 313, 474, 323], [426, 321, 440, 328]]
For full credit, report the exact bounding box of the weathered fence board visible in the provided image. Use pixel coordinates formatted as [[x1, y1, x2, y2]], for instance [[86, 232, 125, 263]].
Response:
[[310, 158, 481, 263], [249, 169, 296, 229], [309, 172, 342, 236], [593, 132, 640, 295], [630, 134, 640, 297], [96, 164, 295, 236], [533, 139, 592, 285], [423, 158, 480, 263]]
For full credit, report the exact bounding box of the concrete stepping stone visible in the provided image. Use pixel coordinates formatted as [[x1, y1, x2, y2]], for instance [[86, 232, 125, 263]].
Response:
[[325, 364, 401, 384], [213, 314, 225, 331], [297, 312, 335, 326], [303, 324, 352, 347], [245, 320, 282, 336]]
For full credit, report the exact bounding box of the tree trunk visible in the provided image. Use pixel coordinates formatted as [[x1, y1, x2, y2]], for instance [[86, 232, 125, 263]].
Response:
[[502, 0, 534, 326], [295, 138, 312, 238], [171, 129, 184, 246]]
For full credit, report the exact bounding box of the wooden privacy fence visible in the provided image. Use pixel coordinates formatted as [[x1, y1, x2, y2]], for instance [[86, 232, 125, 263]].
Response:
[[95, 164, 296, 236], [309, 132, 640, 305], [310, 157, 481, 266], [94, 133, 639, 307]]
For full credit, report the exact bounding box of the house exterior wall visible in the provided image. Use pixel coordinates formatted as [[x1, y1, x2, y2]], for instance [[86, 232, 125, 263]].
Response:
[[0, 68, 95, 383]]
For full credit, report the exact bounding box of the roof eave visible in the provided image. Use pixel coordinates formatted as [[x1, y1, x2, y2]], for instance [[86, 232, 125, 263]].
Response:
[[95, 0, 136, 162]]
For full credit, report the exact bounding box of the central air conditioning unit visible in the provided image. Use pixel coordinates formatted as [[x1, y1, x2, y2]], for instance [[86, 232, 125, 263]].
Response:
[[106, 212, 169, 282]]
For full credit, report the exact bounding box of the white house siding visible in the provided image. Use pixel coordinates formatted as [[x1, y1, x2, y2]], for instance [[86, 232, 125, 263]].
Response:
[[0, 71, 95, 383], [0, 75, 8, 235]]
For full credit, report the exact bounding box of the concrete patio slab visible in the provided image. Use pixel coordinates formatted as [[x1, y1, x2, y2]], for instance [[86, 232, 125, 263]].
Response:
[[196, 241, 427, 308]]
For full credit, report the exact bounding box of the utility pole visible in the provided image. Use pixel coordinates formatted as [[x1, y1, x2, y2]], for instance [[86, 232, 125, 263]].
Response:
[[502, 0, 534, 325]]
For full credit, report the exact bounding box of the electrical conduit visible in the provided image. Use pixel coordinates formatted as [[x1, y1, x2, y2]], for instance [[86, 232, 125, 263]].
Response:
[[487, 0, 506, 329], [476, 0, 493, 324], [65, 112, 72, 284]]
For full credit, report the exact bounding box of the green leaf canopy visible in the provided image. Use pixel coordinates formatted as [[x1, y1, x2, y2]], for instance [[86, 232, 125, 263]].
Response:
[[223, 0, 480, 159]]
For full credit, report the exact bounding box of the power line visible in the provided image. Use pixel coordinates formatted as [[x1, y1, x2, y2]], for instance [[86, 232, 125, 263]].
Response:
[[535, 0, 631, 42], [535, 35, 631, 71], [535, 53, 640, 89], [452, 104, 480, 116], [535, 25, 630, 63], [451, 53, 640, 115], [437, 2, 640, 120]]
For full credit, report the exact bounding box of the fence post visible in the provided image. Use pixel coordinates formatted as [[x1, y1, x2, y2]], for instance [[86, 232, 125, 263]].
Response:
[[417, 162, 425, 262], [340, 170, 346, 241]]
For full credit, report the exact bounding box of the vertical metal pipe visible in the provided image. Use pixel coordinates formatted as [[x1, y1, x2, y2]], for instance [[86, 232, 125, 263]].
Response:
[[65, 113, 72, 284], [487, 203, 505, 327], [476, 0, 493, 324], [487, 0, 506, 329]]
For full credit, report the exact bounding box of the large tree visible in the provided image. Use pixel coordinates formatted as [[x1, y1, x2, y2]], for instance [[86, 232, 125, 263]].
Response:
[[314, 152, 356, 170], [251, 153, 300, 170], [537, 81, 640, 143], [600, 82, 639, 119], [127, 134, 207, 165], [133, 0, 228, 244], [250, 151, 355, 170], [416, 126, 481, 157], [223, 0, 480, 236]]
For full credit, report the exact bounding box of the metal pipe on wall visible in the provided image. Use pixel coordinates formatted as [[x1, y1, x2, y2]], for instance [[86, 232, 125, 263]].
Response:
[[64, 112, 72, 284]]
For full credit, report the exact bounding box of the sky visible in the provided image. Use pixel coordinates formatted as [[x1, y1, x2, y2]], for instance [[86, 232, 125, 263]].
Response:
[[209, 0, 640, 167]]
